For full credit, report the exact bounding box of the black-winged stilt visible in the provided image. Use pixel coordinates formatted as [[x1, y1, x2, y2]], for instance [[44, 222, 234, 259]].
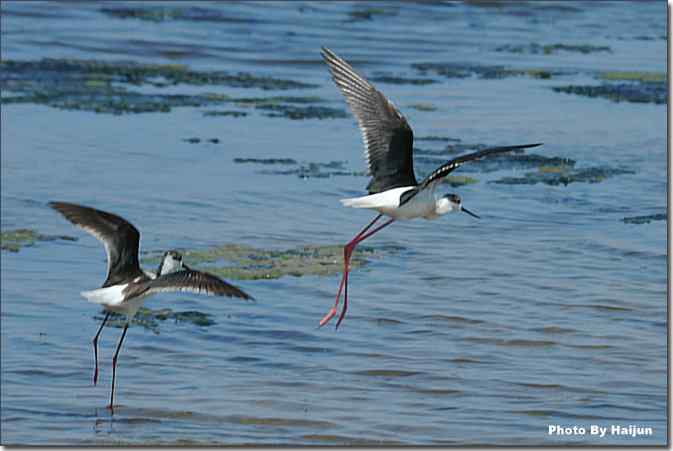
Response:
[[49, 201, 251, 409], [319, 47, 542, 329]]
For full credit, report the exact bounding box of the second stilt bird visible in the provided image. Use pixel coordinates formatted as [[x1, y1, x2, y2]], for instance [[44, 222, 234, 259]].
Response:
[[50, 202, 252, 409], [319, 47, 542, 329]]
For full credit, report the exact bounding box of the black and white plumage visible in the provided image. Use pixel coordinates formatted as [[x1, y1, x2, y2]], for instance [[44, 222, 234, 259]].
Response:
[[319, 47, 542, 329], [49, 201, 251, 409]]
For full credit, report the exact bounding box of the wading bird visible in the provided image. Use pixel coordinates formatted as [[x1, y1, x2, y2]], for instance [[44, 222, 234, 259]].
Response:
[[49, 202, 251, 409], [319, 47, 542, 329]]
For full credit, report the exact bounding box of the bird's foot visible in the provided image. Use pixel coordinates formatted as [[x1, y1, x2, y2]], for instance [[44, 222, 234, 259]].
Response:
[[319, 308, 337, 327]]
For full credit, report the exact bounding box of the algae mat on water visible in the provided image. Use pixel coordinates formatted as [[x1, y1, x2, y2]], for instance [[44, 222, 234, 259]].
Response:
[[142, 243, 402, 281], [1, 229, 78, 253], [0, 59, 318, 114]]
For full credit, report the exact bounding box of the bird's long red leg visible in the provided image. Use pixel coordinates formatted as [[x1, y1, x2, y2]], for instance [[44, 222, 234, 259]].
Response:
[[92, 312, 110, 386], [319, 214, 383, 327], [335, 217, 395, 329], [108, 323, 129, 412]]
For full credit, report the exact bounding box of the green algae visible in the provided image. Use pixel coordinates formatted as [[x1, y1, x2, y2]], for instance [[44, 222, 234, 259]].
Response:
[[142, 243, 401, 281], [496, 43, 611, 55], [622, 214, 666, 224], [441, 175, 478, 187], [599, 71, 666, 83], [202, 110, 248, 118], [182, 137, 220, 144], [408, 102, 437, 112], [491, 165, 635, 186], [231, 95, 324, 106], [256, 104, 348, 120], [1, 59, 314, 90], [524, 69, 553, 80], [209, 95, 347, 120], [347, 7, 391, 21], [235, 158, 365, 179], [552, 70, 666, 105], [412, 62, 568, 80], [370, 75, 436, 85], [0, 58, 317, 114], [101, 6, 258, 24], [1, 228, 77, 252], [552, 83, 666, 105], [234, 157, 298, 165]]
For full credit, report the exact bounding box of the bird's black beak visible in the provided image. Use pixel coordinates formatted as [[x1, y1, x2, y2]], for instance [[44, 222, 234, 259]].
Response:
[[182, 263, 191, 271], [461, 206, 480, 219]]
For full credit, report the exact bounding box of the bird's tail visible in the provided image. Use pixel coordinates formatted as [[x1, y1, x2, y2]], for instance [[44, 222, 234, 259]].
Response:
[[340, 190, 403, 209], [340, 196, 376, 208], [81, 285, 125, 306]]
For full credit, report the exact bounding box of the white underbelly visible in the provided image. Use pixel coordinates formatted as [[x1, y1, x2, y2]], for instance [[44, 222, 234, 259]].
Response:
[[81, 284, 150, 321], [377, 192, 437, 220], [341, 187, 439, 220]]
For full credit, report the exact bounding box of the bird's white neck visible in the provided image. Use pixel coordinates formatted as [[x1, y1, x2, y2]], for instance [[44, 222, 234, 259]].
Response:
[[157, 255, 184, 276], [434, 195, 459, 216]]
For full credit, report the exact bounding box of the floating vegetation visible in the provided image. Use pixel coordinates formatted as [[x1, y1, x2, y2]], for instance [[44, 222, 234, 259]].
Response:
[[256, 104, 348, 120], [182, 137, 220, 144], [347, 7, 392, 21], [230, 95, 324, 106], [1, 228, 77, 253], [234, 158, 298, 165], [552, 83, 666, 105], [408, 102, 437, 112], [0, 58, 317, 114], [260, 161, 366, 179], [412, 62, 567, 80], [598, 71, 666, 83], [202, 110, 248, 118], [202, 96, 347, 120], [101, 307, 216, 333], [441, 175, 479, 187], [495, 43, 611, 55], [143, 243, 402, 281], [622, 214, 666, 224], [524, 69, 553, 80], [491, 165, 635, 186], [234, 157, 365, 179], [101, 6, 258, 24], [370, 75, 437, 85]]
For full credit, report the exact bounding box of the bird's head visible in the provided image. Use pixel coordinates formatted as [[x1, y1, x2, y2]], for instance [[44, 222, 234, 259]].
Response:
[[436, 193, 480, 219], [157, 250, 187, 276]]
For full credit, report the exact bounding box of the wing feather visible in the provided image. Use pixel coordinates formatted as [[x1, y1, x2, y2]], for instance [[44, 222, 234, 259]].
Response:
[[321, 47, 417, 193], [49, 201, 142, 287], [142, 270, 252, 301]]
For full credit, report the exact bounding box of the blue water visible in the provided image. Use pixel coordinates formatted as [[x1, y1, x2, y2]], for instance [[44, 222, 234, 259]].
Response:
[[1, 1, 666, 446]]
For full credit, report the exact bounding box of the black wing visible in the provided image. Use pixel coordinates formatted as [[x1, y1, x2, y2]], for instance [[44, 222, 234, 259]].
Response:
[[49, 201, 143, 287], [141, 269, 253, 300], [321, 47, 417, 194], [418, 143, 544, 190]]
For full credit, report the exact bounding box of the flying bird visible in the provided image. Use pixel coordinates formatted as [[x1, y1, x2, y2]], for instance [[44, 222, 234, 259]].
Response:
[[49, 201, 251, 409], [319, 47, 542, 329]]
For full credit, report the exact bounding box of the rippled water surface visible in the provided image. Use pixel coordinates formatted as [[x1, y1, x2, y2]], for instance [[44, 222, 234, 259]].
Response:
[[1, 1, 667, 446]]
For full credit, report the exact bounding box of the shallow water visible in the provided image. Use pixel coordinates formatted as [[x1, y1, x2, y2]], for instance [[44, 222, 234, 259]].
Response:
[[0, 1, 666, 446]]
